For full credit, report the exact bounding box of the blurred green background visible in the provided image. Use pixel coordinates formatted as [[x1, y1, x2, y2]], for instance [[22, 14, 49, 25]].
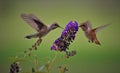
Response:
[[0, 0, 120, 73]]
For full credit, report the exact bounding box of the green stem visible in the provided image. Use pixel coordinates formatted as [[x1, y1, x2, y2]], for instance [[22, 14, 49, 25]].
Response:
[[34, 55, 39, 71], [48, 51, 59, 72]]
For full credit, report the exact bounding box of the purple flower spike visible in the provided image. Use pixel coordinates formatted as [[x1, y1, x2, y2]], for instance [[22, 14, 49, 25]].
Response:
[[51, 21, 79, 52], [62, 31, 68, 37], [67, 23, 72, 29], [51, 45, 56, 50], [70, 21, 78, 30]]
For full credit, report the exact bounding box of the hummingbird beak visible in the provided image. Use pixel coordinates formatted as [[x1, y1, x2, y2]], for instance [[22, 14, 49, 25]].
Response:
[[79, 25, 82, 27], [59, 26, 64, 29], [58, 25, 64, 29]]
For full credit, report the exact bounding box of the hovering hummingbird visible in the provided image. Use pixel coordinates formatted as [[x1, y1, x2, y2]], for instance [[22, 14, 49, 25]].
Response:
[[21, 14, 63, 39], [79, 21, 110, 45]]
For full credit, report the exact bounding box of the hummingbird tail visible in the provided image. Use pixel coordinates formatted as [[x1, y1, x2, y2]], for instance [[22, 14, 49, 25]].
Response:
[[94, 39, 101, 45]]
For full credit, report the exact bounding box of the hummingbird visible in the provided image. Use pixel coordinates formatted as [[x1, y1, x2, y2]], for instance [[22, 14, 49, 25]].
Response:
[[79, 21, 110, 45], [21, 13, 63, 39]]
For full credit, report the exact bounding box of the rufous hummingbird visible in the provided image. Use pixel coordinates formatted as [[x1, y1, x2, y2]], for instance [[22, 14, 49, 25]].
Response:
[[21, 13, 63, 42], [79, 21, 110, 45]]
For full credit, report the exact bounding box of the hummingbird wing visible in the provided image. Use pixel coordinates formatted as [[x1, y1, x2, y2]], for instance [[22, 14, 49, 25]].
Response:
[[93, 24, 110, 33], [85, 21, 92, 30], [21, 14, 46, 32]]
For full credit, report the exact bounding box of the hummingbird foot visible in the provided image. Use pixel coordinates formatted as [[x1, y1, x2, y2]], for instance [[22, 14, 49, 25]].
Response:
[[88, 40, 91, 43], [88, 40, 93, 43]]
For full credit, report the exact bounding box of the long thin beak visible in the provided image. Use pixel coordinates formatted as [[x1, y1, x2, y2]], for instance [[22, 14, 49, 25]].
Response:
[[58, 26, 64, 29], [79, 25, 82, 27]]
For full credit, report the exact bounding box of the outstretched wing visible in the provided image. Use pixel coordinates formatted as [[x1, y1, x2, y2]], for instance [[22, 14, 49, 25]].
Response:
[[94, 24, 110, 33], [21, 14, 46, 32]]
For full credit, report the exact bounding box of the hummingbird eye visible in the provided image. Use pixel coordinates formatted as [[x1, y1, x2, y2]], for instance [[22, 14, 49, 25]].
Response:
[[54, 23, 59, 27], [52, 23, 63, 29]]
